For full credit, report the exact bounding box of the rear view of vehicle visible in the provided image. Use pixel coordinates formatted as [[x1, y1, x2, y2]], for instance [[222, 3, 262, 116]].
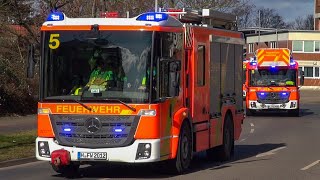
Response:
[[244, 48, 304, 116]]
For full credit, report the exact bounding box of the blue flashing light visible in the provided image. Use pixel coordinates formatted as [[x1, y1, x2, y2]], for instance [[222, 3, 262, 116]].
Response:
[[47, 12, 64, 21], [280, 92, 290, 98], [257, 92, 267, 99], [114, 128, 123, 133], [290, 61, 296, 66], [63, 128, 71, 132], [136, 12, 169, 22], [250, 62, 257, 66], [271, 65, 276, 68]]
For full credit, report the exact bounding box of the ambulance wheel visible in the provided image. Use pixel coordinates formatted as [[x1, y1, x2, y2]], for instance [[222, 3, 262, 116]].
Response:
[[51, 163, 80, 176], [160, 121, 192, 174], [288, 109, 300, 117], [207, 115, 234, 161]]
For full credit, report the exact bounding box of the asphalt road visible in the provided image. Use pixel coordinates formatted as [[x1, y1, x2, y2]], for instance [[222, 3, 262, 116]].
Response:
[[1, 90, 320, 180]]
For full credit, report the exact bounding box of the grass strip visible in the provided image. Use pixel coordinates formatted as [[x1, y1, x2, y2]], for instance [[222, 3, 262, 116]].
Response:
[[0, 130, 37, 162]]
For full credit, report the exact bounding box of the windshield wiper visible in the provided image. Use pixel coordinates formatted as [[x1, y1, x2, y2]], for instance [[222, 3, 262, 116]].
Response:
[[73, 99, 92, 112], [101, 98, 136, 112]]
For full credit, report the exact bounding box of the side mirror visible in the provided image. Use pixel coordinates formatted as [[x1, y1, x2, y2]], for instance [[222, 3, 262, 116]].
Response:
[[168, 60, 181, 97], [27, 44, 35, 78]]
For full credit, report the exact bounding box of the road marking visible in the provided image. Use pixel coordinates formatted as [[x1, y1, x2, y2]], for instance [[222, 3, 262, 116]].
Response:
[[256, 146, 286, 158], [239, 138, 247, 142], [301, 160, 320, 171], [250, 123, 254, 127], [97, 178, 111, 180], [250, 129, 255, 133]]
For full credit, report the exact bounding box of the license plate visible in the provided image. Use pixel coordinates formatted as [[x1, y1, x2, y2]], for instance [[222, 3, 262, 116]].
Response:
[[268, 104, 280, 109], [78, 152, 107, 160]]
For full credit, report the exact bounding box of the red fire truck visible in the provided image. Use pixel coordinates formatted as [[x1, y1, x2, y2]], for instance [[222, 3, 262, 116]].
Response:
[[27, 8, 245, 175], [243, 48, 304, 116]]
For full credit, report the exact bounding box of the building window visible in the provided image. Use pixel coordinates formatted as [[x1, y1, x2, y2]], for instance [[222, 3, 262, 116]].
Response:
[[315, 41, 320, 52], [197, 45, 205, 86], [315, 67, 320, 77], [248, 43, 254, 53], [304, 67, 314, 77], [299, 67, 303, 77], [304, 41, 314, 52], [270, 41, 277, 48], [292, 41, 303, 52]]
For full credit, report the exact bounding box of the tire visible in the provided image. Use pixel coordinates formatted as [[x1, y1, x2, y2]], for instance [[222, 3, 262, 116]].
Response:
[[206, 115, 234, 162], [288, 108, 299, 117], [51, 163, 80, 177], [159, 121, 192, 174]]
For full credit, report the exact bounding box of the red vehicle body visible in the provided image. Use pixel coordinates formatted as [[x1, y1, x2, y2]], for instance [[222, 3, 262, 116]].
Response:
[[243, 48, 304, 116], [28, 8, 245, 175]]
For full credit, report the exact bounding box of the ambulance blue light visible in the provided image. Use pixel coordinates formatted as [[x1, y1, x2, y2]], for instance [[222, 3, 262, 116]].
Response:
[[271, 65, 276, 68], [136, 12, 168, 22], [290, 61, 296, 66], [250, 62, 257, 66], [47, 12, 64, 21]]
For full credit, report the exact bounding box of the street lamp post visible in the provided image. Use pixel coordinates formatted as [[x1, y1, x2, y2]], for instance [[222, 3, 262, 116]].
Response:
[[155, 0, 158, 12]]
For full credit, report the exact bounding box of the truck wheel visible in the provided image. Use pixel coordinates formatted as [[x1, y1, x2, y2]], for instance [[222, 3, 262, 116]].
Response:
[[207, 115, 234, 161], [160, 121, 192, 174], [288, 109, 300, 117], [51, 163, 80, 176]]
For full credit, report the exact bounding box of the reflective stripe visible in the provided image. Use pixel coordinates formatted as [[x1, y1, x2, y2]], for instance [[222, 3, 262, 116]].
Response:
[[141, 77, 146, 85]]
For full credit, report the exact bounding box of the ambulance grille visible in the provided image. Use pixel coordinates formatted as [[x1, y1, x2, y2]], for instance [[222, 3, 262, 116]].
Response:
[[50, 115, 140, 148]]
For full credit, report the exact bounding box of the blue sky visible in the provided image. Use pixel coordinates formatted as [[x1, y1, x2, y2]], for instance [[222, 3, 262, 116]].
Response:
[[252, 0, 314, 22]]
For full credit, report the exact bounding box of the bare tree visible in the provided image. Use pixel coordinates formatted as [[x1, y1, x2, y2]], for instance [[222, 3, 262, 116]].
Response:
[[289, 14, 314, 30], [254, 8, 287, 29]]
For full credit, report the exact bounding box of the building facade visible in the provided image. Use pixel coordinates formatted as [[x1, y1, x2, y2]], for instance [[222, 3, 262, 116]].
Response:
[[245, 30, 320, 86]]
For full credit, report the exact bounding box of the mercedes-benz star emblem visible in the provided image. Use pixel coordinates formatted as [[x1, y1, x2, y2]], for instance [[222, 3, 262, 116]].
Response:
[[85, 117, 102, 133]]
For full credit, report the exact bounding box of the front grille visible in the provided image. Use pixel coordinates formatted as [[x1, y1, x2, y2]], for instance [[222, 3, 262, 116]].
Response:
[[50, 115, 140, 148], [257, 92, 290, 104]]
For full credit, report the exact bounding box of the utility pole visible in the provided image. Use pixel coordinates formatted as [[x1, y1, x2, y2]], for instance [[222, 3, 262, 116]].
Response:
[[258, 10, 261, 49], [155, 0, 158, 12]]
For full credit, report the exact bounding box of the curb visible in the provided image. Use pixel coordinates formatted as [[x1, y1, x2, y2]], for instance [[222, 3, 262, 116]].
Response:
[[0, 157, 38, 168]]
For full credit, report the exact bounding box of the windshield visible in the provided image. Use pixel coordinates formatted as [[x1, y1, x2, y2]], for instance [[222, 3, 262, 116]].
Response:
[[249, 69, 297, 87], [41, 31, 153, 103]]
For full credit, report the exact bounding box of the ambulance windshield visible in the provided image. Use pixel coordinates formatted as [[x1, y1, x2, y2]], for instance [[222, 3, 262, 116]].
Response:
[[41, 30, 153, 103], [249, 69, 297, 87]]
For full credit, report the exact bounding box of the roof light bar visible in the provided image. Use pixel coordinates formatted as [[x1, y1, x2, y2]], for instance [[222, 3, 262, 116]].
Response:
[[47, 12, 64, 21], [136, 12, 169, 22]]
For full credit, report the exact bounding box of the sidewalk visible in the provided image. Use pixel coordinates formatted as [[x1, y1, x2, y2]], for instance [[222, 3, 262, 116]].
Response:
[[0, 114, 37, 135]]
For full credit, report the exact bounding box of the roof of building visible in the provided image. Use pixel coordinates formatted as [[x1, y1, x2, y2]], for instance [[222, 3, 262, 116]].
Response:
[[239, 27, 320, 37]]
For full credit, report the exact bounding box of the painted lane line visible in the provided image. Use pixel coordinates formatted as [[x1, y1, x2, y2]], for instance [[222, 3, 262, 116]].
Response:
[[239, 138, 247, 142], [256, 146, 287, 158], [301, 160, 320, 171], [250, 129, 255, 133], [250, 123, 254, 127]]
